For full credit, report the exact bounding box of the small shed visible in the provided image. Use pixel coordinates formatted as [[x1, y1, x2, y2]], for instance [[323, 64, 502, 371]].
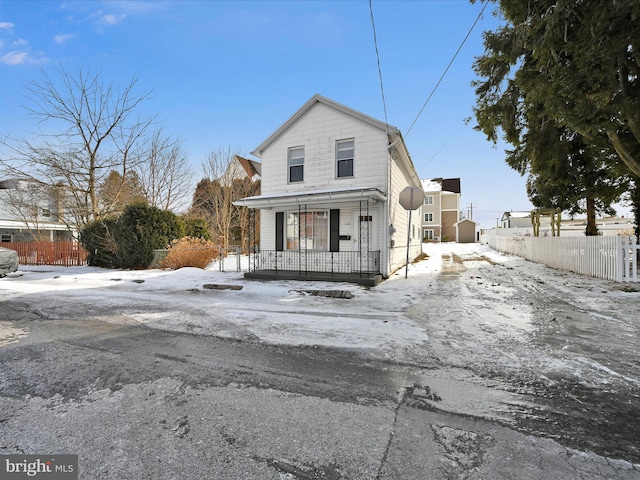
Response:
[[455, 219, 478, 243]]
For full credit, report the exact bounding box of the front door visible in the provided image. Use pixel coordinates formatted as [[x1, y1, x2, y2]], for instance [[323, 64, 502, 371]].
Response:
[[353, 212, 377, 272]]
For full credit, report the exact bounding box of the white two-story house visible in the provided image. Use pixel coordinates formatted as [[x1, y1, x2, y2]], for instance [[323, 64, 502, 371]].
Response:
[[234, 94, 424, 285]]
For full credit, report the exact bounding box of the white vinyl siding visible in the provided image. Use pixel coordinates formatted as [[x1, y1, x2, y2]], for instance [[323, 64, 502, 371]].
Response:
[[387, 153, 422, 275], [259, 103, 388, 196]]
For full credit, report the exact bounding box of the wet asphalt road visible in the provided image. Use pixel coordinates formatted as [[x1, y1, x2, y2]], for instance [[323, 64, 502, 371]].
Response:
[[2, 245, 640, 480], [1, 296, 639, 479]]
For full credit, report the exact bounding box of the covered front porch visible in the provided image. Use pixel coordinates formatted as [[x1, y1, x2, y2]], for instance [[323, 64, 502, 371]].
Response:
[[244, 249, 383, 286], [235, 187, 388, 286]]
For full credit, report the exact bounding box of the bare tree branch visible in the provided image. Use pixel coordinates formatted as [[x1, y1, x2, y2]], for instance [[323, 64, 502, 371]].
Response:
[[1, 66, 156, 231]]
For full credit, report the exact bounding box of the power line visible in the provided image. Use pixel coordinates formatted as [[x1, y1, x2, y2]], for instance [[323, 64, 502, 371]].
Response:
[[369, 0, 389, 133], [405, 0, 489, 138]]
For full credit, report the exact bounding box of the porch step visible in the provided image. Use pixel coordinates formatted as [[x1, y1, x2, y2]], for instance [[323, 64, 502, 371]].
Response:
[[243, 270, 383, 287]]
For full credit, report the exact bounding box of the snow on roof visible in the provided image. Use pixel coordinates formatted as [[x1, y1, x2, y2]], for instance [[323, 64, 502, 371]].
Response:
[[421, 178, 442, 192], [504, 211, 531, 218], [421, 178, 461, 194]]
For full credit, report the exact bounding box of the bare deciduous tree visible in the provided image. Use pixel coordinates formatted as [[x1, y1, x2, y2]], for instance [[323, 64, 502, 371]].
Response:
[[137, 129, 193, 212], [0, 66, 155, 229], [191, 148, 260, 250]]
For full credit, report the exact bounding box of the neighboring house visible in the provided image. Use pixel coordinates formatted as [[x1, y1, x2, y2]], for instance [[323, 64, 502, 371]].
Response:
[[221, 155, 262, 185], [234, 94, 424, 285], [421, 178, 461, 242], [0, 178, 74, 243], [493, 212, 635, 236], [501, 211, 533, 228]]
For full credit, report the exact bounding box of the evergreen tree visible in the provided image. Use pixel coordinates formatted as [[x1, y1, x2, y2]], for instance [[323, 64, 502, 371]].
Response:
[[472, 0, 639, 230]]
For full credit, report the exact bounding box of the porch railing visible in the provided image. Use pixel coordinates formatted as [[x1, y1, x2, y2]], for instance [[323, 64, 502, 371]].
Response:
[[253, 250, 381, 275]]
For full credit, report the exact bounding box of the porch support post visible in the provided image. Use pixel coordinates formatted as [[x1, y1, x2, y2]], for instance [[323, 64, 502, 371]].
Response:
[[366, 199, 370, 274], [359, 201, 362, 273], [298, 204, 302, 275]]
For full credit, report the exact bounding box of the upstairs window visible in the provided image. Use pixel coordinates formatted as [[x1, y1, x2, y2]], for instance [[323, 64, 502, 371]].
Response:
[[424, 196, 434, 205], [424, 213, 434, 222], [336, 139, 354, 178], [288, 147, 304, 183]]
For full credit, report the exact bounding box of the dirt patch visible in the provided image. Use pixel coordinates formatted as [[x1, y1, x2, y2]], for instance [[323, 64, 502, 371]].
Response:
[[455, 254, 497, 265], [412, 253, 429, 264]]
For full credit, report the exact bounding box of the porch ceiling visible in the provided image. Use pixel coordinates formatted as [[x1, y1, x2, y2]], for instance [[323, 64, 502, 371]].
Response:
[[234, 187, 387, 209]]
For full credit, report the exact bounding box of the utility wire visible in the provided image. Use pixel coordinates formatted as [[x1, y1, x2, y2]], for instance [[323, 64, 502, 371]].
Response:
[[369, 0, 389, 134], [405, 0, 489, 138]]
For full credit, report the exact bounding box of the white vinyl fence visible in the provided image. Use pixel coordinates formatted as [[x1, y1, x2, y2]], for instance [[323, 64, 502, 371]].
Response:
[[480, 233, 639, 282]]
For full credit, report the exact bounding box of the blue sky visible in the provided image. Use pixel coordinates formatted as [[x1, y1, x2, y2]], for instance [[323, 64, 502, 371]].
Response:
[[0, 0, 541, 228]]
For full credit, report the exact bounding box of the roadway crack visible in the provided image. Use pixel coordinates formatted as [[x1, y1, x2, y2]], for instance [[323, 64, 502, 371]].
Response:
[[375, 386, 408, 480]]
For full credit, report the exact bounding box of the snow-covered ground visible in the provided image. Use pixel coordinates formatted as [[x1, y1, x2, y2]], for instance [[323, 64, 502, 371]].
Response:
[[2, 241, 640, 466], [1, 242, 638, 388]]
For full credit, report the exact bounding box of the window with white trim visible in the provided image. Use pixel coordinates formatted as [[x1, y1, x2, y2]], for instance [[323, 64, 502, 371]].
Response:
[[336, 139, 354, 178], [424, 213, 434, 222], [1, 234, 12, 243], [423, 229, 434, 241], [288, 147, 304, 183], [286, 211, 329, 250], [424, 196, 434, 205]]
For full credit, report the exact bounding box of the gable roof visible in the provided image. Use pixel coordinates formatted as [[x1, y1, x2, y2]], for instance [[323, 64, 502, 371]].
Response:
[[501, 211, 531, 221], [251, 94, 400, 157], [234, 155, 261, 178], [421, 178, 461, 194], [454, 218, 478, 226]]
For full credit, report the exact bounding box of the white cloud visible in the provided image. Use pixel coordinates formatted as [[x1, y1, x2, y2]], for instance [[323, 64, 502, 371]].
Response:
[[0, 21, 14, 30], [0, 51, 29, 65], [12, 38, 28, 47], [102, 13, 126, 25], [53, 33, 74, 44]]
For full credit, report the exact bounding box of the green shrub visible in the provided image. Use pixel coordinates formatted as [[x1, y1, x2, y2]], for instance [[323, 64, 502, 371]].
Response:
[[181, 216, 212, 241], [80, 203, 185, 269], [79, 217, 120, 267], [115, 203, 184, 269]]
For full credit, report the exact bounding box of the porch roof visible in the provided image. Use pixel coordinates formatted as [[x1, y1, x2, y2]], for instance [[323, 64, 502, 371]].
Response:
[[234, 186, 387, 209], [0, 219, 71, 231]]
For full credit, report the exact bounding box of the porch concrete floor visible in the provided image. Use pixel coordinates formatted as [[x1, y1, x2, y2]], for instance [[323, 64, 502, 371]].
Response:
[[243, 270, 383, 287]]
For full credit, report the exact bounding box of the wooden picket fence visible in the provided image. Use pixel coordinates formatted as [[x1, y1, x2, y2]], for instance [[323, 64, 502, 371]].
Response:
[[2, 241, 88, 267], [480, 233, 639, 282]]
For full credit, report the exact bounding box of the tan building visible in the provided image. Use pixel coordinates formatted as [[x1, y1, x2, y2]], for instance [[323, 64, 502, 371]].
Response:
[[421, 178, 461, 242], [455, 218, 478, 243]]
